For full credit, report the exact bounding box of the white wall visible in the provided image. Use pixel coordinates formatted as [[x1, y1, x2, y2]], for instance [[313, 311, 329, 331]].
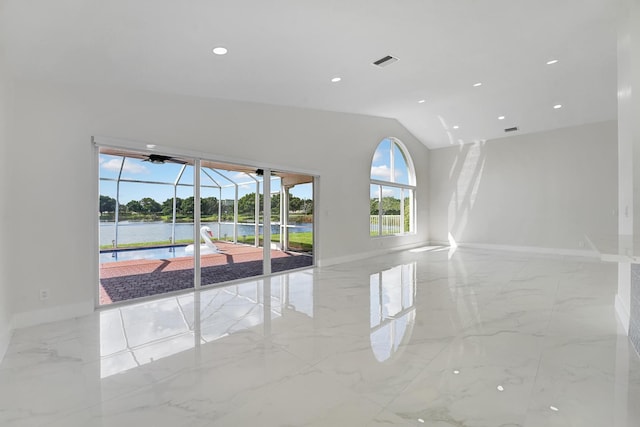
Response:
[[618, 0, 640, 344], [429, 121, 618, 253], [3, 79, 430, 326], [0, 29, 12, 360]]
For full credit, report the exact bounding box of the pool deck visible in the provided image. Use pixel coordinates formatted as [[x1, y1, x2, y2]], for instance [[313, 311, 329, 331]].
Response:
[[99, 241, 312, 304]]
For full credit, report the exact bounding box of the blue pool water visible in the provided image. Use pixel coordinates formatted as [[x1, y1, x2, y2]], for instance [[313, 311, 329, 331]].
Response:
[[100, 246, 189, 263]]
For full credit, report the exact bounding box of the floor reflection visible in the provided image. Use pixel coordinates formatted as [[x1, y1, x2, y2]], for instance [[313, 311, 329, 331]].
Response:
[[100, 271, 314, 378], [4, 249, 640, 426], [370, 262, 416, 362]]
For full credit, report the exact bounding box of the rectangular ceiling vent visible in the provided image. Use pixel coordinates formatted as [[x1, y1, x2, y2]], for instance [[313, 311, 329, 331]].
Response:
[[504, 126, 519, 133], [372, 55, 399, 67]]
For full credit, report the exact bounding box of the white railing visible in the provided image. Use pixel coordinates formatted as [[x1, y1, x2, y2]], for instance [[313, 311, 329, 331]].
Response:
[[370, 215, 402, 235]]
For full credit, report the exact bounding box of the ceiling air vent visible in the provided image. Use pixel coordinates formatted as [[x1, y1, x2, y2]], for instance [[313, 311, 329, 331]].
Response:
[[372, 55, 399, 67], [504, 126, 519, 133]]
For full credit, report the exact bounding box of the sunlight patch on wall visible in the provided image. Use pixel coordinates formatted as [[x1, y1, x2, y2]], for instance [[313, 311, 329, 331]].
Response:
[[447, 142, 486, 244]]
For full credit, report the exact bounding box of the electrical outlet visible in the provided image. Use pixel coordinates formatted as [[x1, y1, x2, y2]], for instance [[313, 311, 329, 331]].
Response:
[[39, 289, 50, 300]]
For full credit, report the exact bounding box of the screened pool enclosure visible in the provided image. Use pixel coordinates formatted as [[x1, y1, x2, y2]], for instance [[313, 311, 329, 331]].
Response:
[[97, 145, 315, 305]]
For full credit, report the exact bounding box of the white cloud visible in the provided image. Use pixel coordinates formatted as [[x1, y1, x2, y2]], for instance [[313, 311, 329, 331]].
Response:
[[101, 159, 149, 174], [231, 172, 258, 185], [371, 165, 402, 181], [372, 150, 383, 163], [371, 165, 392, 180], [371, 164, 405, 181]]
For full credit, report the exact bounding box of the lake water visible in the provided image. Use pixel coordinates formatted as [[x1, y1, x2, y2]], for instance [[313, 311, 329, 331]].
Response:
[[99, 221, 312, 246]]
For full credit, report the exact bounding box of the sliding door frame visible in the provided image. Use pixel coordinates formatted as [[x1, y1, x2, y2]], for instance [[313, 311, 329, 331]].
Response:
[[93, 136, 319, 309]]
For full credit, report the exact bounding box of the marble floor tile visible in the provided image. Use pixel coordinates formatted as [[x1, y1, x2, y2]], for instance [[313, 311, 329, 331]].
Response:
[[2, 248, 640, 426]]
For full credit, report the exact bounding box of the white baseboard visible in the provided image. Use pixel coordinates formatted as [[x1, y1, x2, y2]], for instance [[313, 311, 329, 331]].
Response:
[[615, 293, 631, 334], [454, 242, 599, 259], [11, 300, 94, 330], [318, 241, 429, 267], [319, 241, 599, 268]]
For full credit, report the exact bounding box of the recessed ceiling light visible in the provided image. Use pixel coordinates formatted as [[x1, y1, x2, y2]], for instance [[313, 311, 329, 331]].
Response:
[[453, 370, 460, 375], [550, 406, 559, 412], [212, 47, 228, 55], [553, 104, 562, 109], [418, 99, 426, 104], [497, 385, 505, 392], [146, 144, 156, 149], [546, 59, 559, 65], [473, 82, 482, 87], [453, 125, 460, 129], [498, 116, 505, 120], [331, 77, 341, 83]]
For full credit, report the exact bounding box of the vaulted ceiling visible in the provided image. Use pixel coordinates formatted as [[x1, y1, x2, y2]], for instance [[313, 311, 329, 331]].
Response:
[[1, 0, 618, 148]]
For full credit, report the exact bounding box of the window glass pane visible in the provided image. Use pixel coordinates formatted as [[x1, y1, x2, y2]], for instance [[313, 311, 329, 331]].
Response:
[[118, 157, 185, 182], [370, 138, 416, 237], [370, 185, 380, 236], [99, 154, 124, 180], [371, 138, 392, 181], [285, 182, 314, 253], [393, 143, 410, 185], [99, 151, 194, 306], [200, 164, 263, 288], [271, 177, 281, 223], [404, 190, 414, 234], [219, 186, 235, 240], [380, 186, 402, 235]]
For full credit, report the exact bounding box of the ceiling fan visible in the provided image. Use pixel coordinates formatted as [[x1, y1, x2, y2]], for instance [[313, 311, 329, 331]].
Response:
[[143, 154, 187, 164]]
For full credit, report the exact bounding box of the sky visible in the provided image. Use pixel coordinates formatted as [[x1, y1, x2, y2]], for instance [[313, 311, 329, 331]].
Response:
[[369, 138, 413, 199], [100, 137, 410, 204], [99, 154, 313, 204]]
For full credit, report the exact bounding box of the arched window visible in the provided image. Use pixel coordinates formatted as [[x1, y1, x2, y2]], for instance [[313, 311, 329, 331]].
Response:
[[370, 138, 416, 236]]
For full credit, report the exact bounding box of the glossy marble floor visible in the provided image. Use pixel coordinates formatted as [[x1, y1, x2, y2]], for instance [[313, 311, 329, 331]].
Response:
[[2, 247, 640, 426]]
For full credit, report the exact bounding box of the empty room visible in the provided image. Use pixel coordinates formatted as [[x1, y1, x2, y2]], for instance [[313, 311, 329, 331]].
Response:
[[1, 1, 640, 426]]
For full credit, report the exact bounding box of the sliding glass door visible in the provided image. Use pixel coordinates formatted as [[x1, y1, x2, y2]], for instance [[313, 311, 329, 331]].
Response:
[[97, 144, 316, 306], [98, 149, 194, 304]]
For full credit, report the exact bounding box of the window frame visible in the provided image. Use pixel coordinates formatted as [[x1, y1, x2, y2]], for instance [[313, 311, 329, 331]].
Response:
[[370, 138, 416, 237]]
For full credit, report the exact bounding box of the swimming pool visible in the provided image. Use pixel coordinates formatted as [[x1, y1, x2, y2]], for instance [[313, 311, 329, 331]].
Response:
[[100, 246, 188, 263]]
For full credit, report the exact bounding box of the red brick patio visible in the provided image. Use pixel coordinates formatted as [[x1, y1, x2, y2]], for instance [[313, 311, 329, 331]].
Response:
[[99, 241, 312, 304]]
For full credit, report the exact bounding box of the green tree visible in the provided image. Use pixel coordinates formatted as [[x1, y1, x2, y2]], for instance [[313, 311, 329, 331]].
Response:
[[404, 196, 411, 231], [201, 196, 218, 216], [99, 195, 116, 213], [381, 196, 400, 215], [238, 193, 256, 215], [302, 199, 313, 214], [271, 193, 280, 216], [126, 200, 143, 213], [236, 192, 280, 216], [181, 197, 195, 215], [139, 197, 162, 214], [161, 198, 182, 216], [370, 198, 379, 215], [289, 196, 302, 211], [220, 199, 234, 220]]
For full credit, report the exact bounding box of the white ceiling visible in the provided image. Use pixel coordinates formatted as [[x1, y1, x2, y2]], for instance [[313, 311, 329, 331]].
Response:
[[1, 0, 618, 149]]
